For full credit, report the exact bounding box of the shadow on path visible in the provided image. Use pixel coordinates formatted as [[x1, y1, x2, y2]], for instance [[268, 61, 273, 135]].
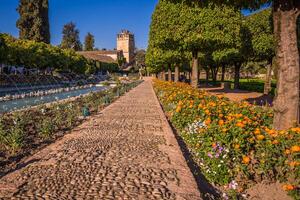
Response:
[[162, 112, 222, 199]]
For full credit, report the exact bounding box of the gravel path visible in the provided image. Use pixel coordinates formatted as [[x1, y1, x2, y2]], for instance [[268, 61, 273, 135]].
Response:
[[0, 79, 201, 200]]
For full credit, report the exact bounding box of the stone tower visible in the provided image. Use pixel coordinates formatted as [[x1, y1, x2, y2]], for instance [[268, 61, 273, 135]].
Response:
[[117, 30, 135, 64]]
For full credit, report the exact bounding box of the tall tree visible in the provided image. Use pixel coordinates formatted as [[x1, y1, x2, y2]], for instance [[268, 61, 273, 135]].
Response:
[[245, 9, 275, 94], [147, 0, 184, 82], [84, 32, 95, 51], [17, 0, 50, 44], [60, 22, 82, 51], [135, 49, 146, 67]]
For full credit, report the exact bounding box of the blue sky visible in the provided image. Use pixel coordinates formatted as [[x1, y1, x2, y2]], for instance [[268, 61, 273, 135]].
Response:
[[0, 0, 158, 49], [0, 1, 269, 50]]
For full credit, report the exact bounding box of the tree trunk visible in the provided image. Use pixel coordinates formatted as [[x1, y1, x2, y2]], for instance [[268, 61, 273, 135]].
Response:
[[221, 64, 226, 82], [174, 65, 179, 82], [264, 60, 272, 95], [205, 69, 209, 85], [161, 70, 166, 81], [210, 66, 219, 83], [168, 64, 172, 81], [273, 0, 300, 130], [234, 63, 241, 89], [191, 51, 198, 88]]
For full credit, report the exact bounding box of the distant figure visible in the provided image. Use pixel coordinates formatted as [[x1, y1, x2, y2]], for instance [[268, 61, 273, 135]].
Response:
[[139, 68, 143, 80], [179, 74, 187, 83]]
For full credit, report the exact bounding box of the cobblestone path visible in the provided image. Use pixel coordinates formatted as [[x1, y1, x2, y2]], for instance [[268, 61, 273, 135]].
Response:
[[0, 79, 201, 200]]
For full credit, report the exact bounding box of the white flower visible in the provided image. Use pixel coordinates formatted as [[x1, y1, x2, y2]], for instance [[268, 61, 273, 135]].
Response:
[[186, 120, 207, 134]]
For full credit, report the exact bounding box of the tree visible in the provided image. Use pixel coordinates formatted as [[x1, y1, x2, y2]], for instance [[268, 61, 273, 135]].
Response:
[[245, 8, 275, 94], [84, 32, 95, 51], [181, 0, 300, 130], [135, 49, 146, 67], [0, 34, 7, 64], [17, 0, 50, 44], [60, 22, 82, 51]]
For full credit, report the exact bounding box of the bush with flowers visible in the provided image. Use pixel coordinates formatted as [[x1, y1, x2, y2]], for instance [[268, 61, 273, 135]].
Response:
[[153, 79, 300, 199]]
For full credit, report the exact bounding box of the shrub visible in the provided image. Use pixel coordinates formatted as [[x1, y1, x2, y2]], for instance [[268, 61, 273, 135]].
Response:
[[38, 118, 55, 139]]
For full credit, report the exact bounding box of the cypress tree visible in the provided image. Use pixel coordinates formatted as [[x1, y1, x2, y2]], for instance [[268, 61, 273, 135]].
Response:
[[17, 0, 50, 44], [60, 22, 82, 51], [84, 32, 95, 51]]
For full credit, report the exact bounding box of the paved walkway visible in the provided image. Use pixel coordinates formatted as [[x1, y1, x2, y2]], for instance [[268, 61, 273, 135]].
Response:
[[0, 79, 201, 200]]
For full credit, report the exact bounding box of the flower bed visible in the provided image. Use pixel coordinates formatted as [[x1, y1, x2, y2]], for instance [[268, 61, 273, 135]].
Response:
[[0, 80, 142, 174], [153, 79, 300, 199]]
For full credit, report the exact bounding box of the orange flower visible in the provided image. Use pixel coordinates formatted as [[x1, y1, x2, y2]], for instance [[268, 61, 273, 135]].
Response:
[[205, 118, 211, 125], [236, 122, 245, 128], [219, 114, 224, 118], [176, 106, 182, 113], [291, 127, 300, 133], [282, 184, 295, 191], [289, 161, 299, 167], [256, 135, 265, 140], [254, 129, 261, 135], [242, 156, 250, 164], [218, 120, 224, 126], [234, 144, 240, 149], [212, 143, 217, 148], [291, 145, 300, 153], [205, 109, 210, 115]]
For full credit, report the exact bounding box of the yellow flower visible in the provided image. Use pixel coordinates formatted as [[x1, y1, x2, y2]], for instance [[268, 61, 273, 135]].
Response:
[[176, 106, 182, 113], [254, 129, 261, 135], [291, 145, 300, 153], [256, 135, 265, 140]]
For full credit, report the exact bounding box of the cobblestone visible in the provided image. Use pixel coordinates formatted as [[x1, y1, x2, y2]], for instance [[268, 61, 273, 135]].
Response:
[[0, 79, 201, 199]]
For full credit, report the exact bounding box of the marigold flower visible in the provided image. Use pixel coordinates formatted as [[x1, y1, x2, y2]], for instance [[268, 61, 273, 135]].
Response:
[[176, 106, 182, 113], [291, 145, 300, 153], [254, 129, 261, 135], [212, 143, 217, 148], [289, 161, 299, 167], [234, 144, 240, 149], [242, 156, 250, 164], [256, 135, 265, 140], [205, 118, 211, 125], [282, 184, 295, 191], [285, 149, 291, 155], [236, 122, 245, 128], [218, 120, 224, 126]]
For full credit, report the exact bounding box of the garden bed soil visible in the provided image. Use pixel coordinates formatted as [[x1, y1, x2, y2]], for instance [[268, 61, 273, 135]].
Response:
[[201, 85, 274, 106]]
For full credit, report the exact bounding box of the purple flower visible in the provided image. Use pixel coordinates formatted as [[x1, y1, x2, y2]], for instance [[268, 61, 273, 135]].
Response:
[[215, 153, 220, 158], [207, 152, 213, 158]]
